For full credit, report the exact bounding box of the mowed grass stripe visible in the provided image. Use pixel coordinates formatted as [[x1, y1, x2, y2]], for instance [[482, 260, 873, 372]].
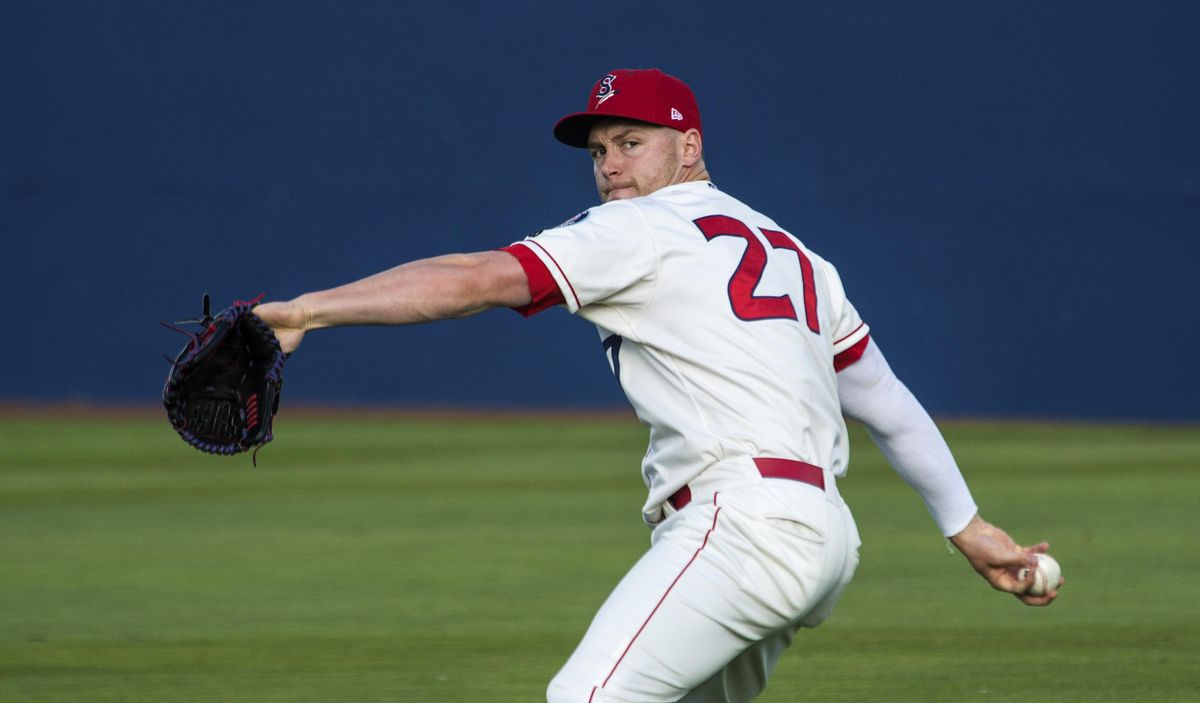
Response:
[[1, 414, 1197, 702]]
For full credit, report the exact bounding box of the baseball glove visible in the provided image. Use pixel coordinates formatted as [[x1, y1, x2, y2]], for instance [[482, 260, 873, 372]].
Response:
[[161, 294, 286, 461]]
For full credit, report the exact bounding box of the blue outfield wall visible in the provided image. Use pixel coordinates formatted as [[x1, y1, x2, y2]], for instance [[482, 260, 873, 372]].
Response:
[[2, 2, 1197, 420]]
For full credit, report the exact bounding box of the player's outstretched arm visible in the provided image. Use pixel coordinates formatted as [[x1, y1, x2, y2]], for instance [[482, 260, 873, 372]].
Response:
[[253, 250, 531, 354]]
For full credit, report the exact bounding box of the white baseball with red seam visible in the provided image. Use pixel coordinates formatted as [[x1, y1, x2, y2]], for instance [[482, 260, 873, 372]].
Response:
[[1017, 554, 1062, 596]]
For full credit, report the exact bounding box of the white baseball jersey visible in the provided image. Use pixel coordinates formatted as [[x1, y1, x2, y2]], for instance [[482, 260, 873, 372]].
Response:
[[503, 181, 870, 525]]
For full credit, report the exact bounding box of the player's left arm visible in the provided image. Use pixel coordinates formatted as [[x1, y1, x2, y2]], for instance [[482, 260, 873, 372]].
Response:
[[836, 338, 1060, 605], [254, 251, 531, 354], [836, 339, 977, 536]]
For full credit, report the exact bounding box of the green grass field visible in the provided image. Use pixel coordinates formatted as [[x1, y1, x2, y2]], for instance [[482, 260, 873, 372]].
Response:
[[2, 411, 1197, 702]]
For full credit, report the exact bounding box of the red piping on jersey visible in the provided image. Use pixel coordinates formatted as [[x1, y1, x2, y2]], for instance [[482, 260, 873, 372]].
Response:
[[834, 322, 866, 345], [499, 237, 578, 311], [589, 494, 722, 702], [524, 239, 580, 309], [834, 333, 871, 372]]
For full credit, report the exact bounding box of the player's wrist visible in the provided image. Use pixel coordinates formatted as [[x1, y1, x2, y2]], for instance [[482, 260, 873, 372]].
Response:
[[949, 513, 986, 549], [289, 295, 319, 331]]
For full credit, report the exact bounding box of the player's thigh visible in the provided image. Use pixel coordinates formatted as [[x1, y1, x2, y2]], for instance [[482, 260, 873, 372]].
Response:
[[548, 497, 833, 703], [679, 625, 797, 703], [547, 504, 751, 702]]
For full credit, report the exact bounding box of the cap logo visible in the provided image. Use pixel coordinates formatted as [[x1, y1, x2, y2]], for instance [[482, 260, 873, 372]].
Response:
[[670, 108, 683, 121], [595, 74, 618, 107]]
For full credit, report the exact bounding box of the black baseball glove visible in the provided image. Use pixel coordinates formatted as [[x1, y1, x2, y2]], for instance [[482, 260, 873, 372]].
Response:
[[162, 295, 286, 461]]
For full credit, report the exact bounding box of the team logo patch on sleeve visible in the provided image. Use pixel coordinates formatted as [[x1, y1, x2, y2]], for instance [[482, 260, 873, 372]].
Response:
[[555, 210, 591, 228]]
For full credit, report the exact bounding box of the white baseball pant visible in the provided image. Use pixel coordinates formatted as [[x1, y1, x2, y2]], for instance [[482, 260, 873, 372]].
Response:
[[547, 473, 860, 702]]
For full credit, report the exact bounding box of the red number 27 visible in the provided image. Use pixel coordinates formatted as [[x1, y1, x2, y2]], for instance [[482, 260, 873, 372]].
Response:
[[693, 215, 820, 333]]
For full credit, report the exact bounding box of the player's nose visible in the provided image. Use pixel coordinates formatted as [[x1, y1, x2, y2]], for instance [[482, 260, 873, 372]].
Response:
[[600, 151, 623, 177]]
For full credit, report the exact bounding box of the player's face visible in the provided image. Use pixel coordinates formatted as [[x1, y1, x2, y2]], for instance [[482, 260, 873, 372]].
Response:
[[587, 122, 685, 203]]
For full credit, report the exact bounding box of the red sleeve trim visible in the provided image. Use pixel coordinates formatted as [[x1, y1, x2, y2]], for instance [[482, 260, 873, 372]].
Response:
[[498, 244, 566, 317], [834, 334, 870, 372], [523, 239, 581, 309]]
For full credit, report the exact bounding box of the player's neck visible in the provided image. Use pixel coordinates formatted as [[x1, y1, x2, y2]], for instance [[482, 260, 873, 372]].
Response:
[[675, 161, 711, 187]]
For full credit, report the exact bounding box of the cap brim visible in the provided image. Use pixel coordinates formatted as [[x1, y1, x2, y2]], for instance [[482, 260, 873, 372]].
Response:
[[553, 112, 606, 148], [554, 113, 678, 149]]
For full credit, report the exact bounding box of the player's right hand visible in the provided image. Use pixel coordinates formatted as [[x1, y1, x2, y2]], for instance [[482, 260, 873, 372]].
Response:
[[252, 300, 310, 355], [950, 514, 1062, 606]]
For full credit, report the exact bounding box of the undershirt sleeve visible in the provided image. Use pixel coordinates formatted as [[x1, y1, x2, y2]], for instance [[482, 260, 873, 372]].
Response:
[[836, 338, 979, 536]]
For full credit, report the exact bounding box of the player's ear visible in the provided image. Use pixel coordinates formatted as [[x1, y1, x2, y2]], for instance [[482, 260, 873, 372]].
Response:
[[680, 128, 703, 167]]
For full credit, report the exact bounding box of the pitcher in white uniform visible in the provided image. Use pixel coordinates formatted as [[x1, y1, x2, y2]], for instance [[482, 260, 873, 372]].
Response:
[[253, 68, 1061, 703]]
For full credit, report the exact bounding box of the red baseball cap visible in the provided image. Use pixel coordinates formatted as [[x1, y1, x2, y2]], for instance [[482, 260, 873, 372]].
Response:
[[554, 68, 703, 148]]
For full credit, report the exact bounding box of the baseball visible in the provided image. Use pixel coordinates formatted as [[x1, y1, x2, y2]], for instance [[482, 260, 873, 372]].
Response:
[[1017, 554, 1062, 596]]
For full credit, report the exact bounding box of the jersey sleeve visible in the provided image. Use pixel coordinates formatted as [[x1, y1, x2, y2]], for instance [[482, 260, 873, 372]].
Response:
[[820, 258, 871, 371], [500, 201, 659, 315], [497, 242, 567, 317]]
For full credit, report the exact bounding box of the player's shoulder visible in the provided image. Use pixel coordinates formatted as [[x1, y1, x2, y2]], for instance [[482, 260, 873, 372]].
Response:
[[529, 197, 641, 241], [536, 182, 717, 239], [617, 180, 736, 225], [640, 180, 725, 208]]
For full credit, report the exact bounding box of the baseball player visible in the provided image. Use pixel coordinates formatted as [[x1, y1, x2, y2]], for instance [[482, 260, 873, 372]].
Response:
[[254, 68, 1061, 702]]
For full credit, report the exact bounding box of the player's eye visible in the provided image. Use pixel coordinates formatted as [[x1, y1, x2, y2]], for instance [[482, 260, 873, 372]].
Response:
[[622, 140, 638, 149]]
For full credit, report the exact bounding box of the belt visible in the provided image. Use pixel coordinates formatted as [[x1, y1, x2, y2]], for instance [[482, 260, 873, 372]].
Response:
[[668, 458, 826, 511]]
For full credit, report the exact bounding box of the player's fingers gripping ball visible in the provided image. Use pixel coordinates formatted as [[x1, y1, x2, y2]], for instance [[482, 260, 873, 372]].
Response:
[[1017, 554, 1063, 596], [161, 295, 286, 460]]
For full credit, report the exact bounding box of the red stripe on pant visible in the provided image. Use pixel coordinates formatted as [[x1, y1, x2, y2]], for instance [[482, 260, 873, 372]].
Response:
[[590, 495, 723, 702]]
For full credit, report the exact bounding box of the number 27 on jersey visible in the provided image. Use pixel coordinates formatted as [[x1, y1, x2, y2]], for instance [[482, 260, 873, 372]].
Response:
[[693, 215, 820, 333]]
